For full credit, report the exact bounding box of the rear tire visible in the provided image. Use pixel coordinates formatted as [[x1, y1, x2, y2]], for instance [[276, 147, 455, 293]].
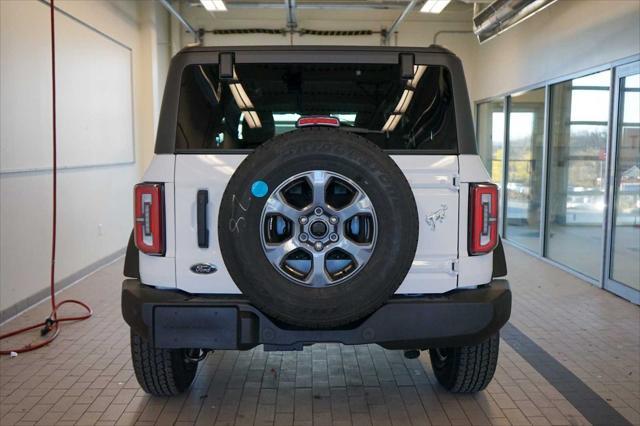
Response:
[[218, 128, 418, 328], [130, 330, 198, 396], [429, 333, 500, 393]]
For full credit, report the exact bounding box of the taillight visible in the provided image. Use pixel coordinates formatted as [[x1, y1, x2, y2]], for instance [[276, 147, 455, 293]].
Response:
[[134, 183, 165, 255], [469, 183, 498, 255]]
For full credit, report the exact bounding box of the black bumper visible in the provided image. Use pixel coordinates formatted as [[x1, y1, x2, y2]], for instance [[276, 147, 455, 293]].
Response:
[[122, 279, 511, 351]]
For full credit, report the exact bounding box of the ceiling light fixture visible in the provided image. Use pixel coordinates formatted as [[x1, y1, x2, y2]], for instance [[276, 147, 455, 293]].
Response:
[[409, 65, 428, 88], [243, 111, 262, 129], [394, 90, 415, 114], [420, 0, 451, 14], [229, 83, 254, 110], [382, 65, 428, 132], [382, 114, 401, 133], [200, 0, 227, 12], [229, 68, 261, 129]]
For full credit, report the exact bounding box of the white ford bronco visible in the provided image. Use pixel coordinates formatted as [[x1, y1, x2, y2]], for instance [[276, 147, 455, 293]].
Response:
[[122, 46, 510, 397]]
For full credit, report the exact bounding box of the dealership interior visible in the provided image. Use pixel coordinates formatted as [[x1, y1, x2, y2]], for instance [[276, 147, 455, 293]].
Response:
[[1, 0, 639, 425]]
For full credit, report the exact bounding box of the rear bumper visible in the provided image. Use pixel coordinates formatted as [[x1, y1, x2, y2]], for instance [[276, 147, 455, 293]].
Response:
[[122, 279, 511, 351]]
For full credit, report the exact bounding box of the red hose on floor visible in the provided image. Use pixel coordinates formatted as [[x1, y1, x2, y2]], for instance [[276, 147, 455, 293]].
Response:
[[0, 0, 92, 355]]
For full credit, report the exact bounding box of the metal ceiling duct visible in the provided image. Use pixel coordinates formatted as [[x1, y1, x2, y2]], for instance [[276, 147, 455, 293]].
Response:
[[473, 0, 557, 43]]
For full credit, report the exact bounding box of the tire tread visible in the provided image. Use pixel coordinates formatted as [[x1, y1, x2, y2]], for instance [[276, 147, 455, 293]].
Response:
[[430, 333, 499, 393], [130, 331, 197, 396]]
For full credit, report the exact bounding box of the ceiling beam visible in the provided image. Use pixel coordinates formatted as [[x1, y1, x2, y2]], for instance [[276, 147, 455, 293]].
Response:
[[158, 0, 200, 43], [383, 0, 419, 45], [285, 0, 297, 29]]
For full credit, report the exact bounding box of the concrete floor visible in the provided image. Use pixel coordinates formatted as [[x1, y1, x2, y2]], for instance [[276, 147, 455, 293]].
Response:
[[0, 245, 638, 426]]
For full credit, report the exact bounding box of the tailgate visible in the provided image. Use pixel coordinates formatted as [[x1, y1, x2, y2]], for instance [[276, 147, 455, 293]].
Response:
[[392, 155, 459, 294], [173, 154, 459, 294]]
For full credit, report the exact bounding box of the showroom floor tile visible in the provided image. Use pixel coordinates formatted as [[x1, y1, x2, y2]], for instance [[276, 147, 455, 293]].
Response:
[[1, 245, 638, 426]]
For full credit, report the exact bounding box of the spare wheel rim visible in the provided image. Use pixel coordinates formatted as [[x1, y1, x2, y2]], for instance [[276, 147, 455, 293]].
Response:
[[260, 170, 378, 288]]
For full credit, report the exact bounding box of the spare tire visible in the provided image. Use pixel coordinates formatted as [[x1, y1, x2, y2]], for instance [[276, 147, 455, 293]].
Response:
[[218, 128, 418, 328]]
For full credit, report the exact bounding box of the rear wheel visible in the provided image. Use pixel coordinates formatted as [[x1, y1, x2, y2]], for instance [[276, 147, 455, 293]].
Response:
[[429, 333, 500, 393], [130, 331, 198, 396]]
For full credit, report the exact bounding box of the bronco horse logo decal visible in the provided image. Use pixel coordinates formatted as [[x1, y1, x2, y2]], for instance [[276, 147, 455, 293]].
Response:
[[426, 204, 448, 231]]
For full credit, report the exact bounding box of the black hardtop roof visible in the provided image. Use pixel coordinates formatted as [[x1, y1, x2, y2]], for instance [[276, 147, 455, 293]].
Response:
[[155, 43, 476, 155], [178, 44, 457, 57]]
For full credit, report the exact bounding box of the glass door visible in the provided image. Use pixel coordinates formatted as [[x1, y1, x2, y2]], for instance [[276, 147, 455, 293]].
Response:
[[605, 61, 640, 304], [546, 70, 611, 279], [504, 89, 546, 253]]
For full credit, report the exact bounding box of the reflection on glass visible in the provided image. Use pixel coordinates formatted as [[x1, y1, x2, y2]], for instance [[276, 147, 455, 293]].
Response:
[[504, 89, 545, 253], [611, 73, 640, 290], [477, 100, 505, 185], [546, 70, 611, 278]]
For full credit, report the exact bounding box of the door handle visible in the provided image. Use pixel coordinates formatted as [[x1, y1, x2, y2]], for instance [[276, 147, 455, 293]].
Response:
[[197, 190, 209, 248]]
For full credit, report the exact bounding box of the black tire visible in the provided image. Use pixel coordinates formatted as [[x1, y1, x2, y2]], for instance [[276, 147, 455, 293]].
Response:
[[130, 331, 197, 396], [429, 333, 500, 393], [218, 128, 419, 328]]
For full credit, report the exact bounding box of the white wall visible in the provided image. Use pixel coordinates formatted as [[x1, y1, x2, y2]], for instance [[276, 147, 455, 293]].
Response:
[[472, 0, 640, 101], [0, 0, 169, 317]]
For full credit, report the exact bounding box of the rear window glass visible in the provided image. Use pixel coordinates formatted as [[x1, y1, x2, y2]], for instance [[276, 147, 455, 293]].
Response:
[[176, 62, 457, 152]]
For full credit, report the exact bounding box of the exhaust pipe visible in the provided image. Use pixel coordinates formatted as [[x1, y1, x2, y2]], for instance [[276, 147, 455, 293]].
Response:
[[404, 349, 421, 359]]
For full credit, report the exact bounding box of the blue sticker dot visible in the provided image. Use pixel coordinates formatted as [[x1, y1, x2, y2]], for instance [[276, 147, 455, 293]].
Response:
[[251, 180, 269, 198]]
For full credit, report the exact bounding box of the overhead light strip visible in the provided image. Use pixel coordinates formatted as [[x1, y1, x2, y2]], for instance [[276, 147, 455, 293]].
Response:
[[394, 89, 414, 114], [200, 0, 227, 12], [229, 83, 255, 110], [229, 67, 261, 129], [420, 0, 451, 14], [382, 114, 402, 133], [243, 111, 262, 129], [382, 65, 428, 132], [409, 65, 427, 88]]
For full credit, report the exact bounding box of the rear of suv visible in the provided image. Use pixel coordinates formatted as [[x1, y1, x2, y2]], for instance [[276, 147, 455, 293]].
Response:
[[122, 45, 510, 397]]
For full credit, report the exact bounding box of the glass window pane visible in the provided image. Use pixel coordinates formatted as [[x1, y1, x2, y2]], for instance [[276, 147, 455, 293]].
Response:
[[610, 72, 640, 290], [477, 100, 505, 185], [570, 90, 610, 122], [175, 63, 458, 151], [573, 71, 611, 87], [623, 91, 639, 123], [504, 88, 545, 253], [546, 70, 611, 278]]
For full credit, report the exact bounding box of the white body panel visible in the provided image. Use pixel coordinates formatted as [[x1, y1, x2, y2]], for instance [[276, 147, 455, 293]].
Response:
[[391, 156, 459, 293], [174, 155, 245, 293], [140, 152, 495, 294]]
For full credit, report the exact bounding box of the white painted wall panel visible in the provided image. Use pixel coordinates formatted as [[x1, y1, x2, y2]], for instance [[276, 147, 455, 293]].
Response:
[[0, 0, 169, 314], [472, 0, 640, 101], [1, 1, 134, 172]]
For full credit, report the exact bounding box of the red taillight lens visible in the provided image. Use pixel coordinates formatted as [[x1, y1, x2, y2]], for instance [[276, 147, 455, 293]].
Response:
[[469, 183, 498, 255], [134, 183, 165, 255]]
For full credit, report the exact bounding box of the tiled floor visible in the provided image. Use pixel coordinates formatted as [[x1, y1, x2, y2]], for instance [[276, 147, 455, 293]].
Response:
[[1, 245, 638, 426]]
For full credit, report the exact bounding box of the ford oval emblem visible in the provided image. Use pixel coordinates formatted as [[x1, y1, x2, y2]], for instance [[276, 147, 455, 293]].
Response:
[[190, 263, 217, 274]]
